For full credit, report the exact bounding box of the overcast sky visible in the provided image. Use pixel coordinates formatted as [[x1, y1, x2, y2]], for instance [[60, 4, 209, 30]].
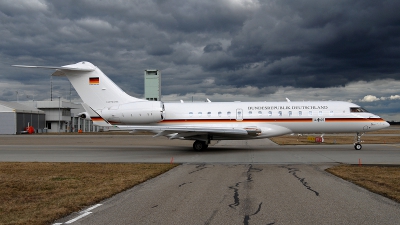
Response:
[[1, 0, 399, 120]]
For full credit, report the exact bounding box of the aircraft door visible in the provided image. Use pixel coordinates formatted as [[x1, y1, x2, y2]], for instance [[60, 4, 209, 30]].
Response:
[[236, 108, 243, 121]]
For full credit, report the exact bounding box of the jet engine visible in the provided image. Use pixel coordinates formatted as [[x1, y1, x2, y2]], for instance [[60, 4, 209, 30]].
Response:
[[77, 112, 90, 119], [101, 101, 164, 124]]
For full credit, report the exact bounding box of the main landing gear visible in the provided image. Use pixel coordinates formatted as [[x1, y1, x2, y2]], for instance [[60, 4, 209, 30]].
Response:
[[354, 132, 364, 150], [193, 140, 208, 151]]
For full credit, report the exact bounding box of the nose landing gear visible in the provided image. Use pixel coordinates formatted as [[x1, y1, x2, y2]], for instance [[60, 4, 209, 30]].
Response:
[[354, 132, 364, 150]]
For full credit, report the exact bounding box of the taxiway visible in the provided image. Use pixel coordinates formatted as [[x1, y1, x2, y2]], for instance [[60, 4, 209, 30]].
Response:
[[0, 135, 399, 164], [1, 135, 399, 224]]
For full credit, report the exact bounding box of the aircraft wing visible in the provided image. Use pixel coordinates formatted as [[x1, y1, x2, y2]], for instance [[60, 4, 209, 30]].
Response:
[[117, 123, 293, 140], [118, 125, 250, 139]]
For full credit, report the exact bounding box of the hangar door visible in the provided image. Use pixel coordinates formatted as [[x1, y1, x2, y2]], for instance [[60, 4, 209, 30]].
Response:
[[16, 113, 46, 134], [0, 112, 16, 134]]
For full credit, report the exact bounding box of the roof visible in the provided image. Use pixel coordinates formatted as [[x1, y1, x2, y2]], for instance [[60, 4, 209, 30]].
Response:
[[0, 100, 45, 114], [35, 100, 79, 109]]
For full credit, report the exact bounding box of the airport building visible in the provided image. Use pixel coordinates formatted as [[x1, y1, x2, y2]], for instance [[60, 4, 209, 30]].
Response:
[[144, 69, 161, 101], [0, 100, 99, 134], [0, 100, 46, 134]]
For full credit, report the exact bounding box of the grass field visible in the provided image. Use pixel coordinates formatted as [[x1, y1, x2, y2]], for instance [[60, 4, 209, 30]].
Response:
[[270, 134, 400, 145], [268, 125, 400, 145], [0, 163, 178, 225], [326, 165, 400, 203]]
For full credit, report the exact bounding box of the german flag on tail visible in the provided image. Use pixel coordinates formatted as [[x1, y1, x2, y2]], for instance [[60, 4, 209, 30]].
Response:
[[89, 77, 99, 85]]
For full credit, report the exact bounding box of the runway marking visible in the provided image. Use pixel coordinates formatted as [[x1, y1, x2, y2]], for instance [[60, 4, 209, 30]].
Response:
[[84, 204, 103, 212], [65, 212, 92, 224], [53, 204, 102, 224]]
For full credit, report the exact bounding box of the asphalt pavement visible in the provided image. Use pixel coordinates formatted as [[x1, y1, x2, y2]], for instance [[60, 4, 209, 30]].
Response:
[[0, 135, 399, 164], [0, 134, 399, 224], [54, 164, 400, 225]]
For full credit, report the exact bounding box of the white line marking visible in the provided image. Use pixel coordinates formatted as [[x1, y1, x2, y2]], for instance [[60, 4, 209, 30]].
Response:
[[84, 204, 102, 212], [65, 212, 92, 224], [55, 203, 103, 224]]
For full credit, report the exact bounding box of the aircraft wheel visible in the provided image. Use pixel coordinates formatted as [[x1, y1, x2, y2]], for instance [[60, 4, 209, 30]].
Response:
[[354, 143, 362, 150], [193, 140, 208, 151]]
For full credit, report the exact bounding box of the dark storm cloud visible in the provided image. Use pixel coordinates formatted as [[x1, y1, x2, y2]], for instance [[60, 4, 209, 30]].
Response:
[[0, 0, 399, 102], [205, 0, 400, 88], [204, 43, 223, 53]]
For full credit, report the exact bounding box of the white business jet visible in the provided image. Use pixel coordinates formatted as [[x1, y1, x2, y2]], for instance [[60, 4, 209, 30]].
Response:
[[13, 62, 390, 151]]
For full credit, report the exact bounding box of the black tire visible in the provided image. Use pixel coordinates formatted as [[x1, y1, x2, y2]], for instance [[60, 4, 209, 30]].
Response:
[[193, 140, 208, 151], [354, 143, 362, 150]]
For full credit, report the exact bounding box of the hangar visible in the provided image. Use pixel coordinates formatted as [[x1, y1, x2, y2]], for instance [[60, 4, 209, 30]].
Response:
[[17, 100, 100, 133], [0, 100, 46, 134]]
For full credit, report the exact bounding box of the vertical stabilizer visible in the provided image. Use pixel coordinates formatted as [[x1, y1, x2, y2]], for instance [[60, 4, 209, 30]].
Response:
[[51, 61, 146, 111], [13, 61, 147, 112]]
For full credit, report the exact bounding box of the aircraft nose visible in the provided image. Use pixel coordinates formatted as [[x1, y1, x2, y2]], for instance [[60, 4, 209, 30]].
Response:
[[383, 121, 390, 128]]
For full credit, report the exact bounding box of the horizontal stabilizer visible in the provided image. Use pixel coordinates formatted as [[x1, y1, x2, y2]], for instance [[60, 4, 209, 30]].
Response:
[[12, 65, 95, 72]]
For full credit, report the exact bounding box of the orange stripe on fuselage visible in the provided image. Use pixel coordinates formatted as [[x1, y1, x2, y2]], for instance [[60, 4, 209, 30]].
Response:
[[159, 118, 384, 124], [325, 118, 385, 122], [160, 118, 313, 123], [105, 118, 384, 125]]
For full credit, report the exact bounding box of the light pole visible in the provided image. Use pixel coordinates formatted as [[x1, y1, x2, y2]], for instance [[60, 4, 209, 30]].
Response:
[[58, 96, 61, 133], [51, 76, 53, 101]]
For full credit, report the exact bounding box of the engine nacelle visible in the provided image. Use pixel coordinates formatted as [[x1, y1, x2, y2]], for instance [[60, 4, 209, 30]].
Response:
[[77, 112, 90, 119], [257, 125, 292, 137], [100, 101, 164, 124]]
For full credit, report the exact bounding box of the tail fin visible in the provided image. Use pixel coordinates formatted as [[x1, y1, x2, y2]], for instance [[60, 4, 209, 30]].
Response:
[[14, 61, 145, 111]]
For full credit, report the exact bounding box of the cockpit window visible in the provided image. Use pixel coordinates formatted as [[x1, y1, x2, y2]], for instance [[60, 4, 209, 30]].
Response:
[[350, 107, 369, 113]]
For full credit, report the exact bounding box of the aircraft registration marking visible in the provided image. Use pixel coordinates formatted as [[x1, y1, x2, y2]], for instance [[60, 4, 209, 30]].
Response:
[[313, 118, 325, 122]]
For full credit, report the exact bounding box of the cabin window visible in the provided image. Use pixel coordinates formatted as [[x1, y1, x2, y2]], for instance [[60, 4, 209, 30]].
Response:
[[248, 111, 252, 115], [298, 111, 302, 116], [268, 111, 272, 116], [318, 111, 323, 116], [218, 111, 222, 117], [207, 112, 211, 117], [288, 111, 292, 116], [278, 111, 282, 116], [350, 107, 369, 113], [227, 111, 231, 116], [308, 111, 313, 116], [198, 112, 202, 116], [329, 111, 334, 116], [189, 112, 193, 117], [258, 111, 262, 115]]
